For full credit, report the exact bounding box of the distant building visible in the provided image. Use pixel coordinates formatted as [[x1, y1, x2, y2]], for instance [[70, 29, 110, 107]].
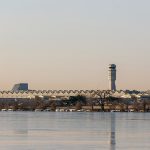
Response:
[[108, 64, 116, 91], [12, 83, 28, 92]]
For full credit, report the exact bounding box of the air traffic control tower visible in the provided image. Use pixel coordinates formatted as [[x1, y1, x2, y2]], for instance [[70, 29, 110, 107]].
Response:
[[108, 64, 116, 91]]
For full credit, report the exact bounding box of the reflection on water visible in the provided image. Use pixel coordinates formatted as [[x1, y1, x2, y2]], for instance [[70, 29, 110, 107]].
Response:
[[111, 144, 116, 150], [110, 112, 116, 150], [0, 112, 150, 150], [14, 129, 28, 135]]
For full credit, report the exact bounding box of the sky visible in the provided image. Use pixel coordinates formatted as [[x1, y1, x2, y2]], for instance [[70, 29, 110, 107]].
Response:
[[0, 0, 150, 90]]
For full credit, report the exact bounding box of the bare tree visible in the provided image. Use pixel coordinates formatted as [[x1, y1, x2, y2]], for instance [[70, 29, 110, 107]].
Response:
[[94, 90, 112, 111], [75, 102, 82, 110]]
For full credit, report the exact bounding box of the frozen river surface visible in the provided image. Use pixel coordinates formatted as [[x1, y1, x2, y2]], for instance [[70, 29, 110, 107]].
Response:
[[0, 112, 150, 150]]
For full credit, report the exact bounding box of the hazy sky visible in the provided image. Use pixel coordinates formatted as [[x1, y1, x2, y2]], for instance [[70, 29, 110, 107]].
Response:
[[0, 0, 150, 90]]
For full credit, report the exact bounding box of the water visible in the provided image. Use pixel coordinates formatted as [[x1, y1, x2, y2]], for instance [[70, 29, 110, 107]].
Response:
[[0, 112, 150, 150]]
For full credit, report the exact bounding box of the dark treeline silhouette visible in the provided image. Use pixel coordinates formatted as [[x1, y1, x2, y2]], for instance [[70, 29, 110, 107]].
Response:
[[0, 94, 150, 112]]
